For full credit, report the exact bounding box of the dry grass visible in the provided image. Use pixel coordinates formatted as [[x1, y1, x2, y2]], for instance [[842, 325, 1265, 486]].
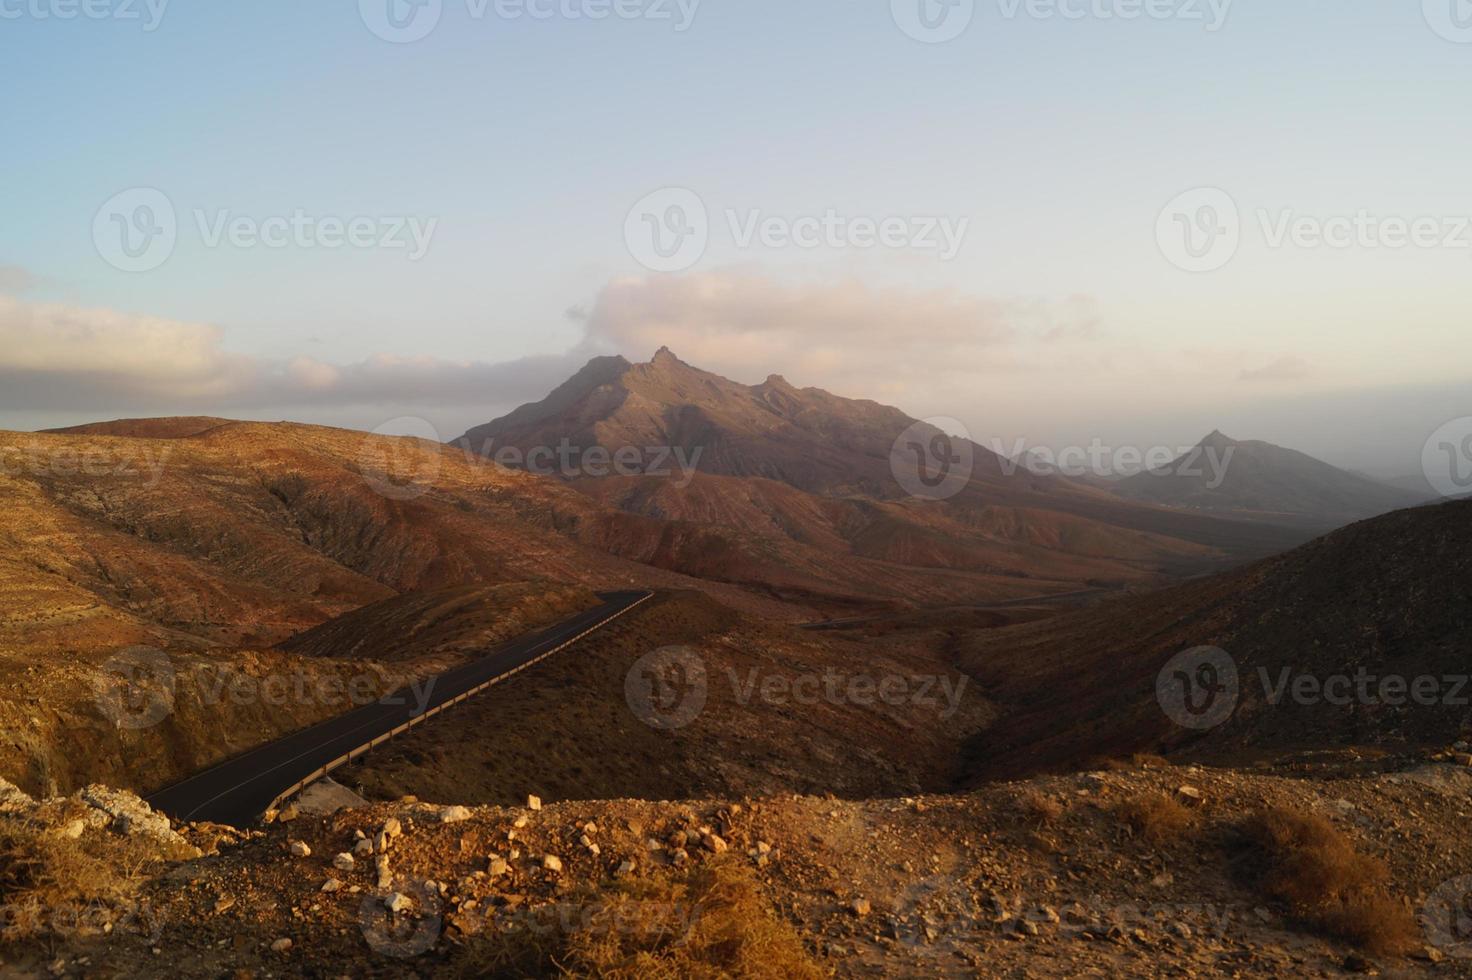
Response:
[[1018, 790, 1064, 828], [451, 859, 824, 979], [1095, 753, 1173, 772], [1114, 794, 1194, 844], [1239, 807, 1419, 956], [0, 806, 171, 943]]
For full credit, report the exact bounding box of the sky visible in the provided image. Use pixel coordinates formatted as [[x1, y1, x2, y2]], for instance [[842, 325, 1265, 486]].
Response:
[[1, 0, 1470, 479]]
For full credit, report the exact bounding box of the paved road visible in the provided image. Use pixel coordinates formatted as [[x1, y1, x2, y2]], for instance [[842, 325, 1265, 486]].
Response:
[[145, 589, 653, 828]]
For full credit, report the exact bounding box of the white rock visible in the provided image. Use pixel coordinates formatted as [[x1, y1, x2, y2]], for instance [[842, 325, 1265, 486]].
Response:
[[290, 841, 312, 858], [321, 879, 342, 893], [542, 854, 563, 873], [78, 785, 180, 844], [438, 805, 471, 824], [385, 893, 413, 914], [0, 778, 36, 814], [332, 853, 356, 871], [527, 795, 542, 811], [270, 938, 292, 953]]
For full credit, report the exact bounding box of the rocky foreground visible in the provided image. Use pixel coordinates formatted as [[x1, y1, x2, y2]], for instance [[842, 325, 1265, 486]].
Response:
[[2, 754, 1471, 978]]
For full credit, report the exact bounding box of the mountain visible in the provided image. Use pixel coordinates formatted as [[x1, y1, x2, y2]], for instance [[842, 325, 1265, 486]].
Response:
[[458, 350, 1311, 577], [458, 347, 948, 497], [956, 497, 1472, 779], [1113, 430, 1428, 529]]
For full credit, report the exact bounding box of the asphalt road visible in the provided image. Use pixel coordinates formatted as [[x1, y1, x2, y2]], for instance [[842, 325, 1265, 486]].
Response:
[[145, 589, 653, 828]]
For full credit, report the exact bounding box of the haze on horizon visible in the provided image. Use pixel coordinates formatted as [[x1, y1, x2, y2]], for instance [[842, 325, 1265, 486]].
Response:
[[2, 1, 1469, 479]]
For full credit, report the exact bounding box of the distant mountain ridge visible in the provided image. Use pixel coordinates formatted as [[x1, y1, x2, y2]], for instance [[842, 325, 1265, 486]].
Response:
[[457, 350, 1315, 581], [1113, 430, 1427, 528]]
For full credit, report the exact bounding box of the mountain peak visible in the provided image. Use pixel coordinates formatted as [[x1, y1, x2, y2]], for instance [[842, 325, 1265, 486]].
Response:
[[1201, 429, 1236, 448], [650, 346, 683, 367]]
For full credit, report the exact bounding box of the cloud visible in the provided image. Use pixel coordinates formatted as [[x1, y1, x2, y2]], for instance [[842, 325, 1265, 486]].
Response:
[[1239, 356, 1311, 382], [576, 272, 1097, 398], [0, 293, 592, 420], [0, 272, 1111, 438], [0, 267, 36, 292]]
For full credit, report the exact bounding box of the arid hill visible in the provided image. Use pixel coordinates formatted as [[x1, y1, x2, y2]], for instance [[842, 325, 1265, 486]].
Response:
[[1114, 430, 1428, 529], [955, 498, 1472, 780]]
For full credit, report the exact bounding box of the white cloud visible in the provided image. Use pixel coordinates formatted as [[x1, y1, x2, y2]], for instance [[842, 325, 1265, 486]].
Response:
[[0, 293, 589, 421], [577, 272, 1097, 398]]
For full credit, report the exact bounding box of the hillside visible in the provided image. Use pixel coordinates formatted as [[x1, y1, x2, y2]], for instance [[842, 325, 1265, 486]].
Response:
[[955, 498, 1472, 780], [458, 350, 1310, 578], [6, 760, 1470, 977], [1114, 430, 1428, 529]]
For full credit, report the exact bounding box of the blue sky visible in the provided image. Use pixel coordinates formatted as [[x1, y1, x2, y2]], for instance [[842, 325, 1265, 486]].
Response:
[[2, 0, 1469, 475]]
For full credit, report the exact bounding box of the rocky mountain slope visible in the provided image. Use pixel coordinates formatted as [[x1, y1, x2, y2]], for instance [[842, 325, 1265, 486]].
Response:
[[1114, 430, 1429, 528], [5, 756, 1470, 978], [459, 350, 1309, 585], [955, 498, 1472, 780]]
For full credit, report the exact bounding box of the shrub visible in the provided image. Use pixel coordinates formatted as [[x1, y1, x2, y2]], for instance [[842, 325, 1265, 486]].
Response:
[[451, 858, 824, 979], [1114, 794, 1194, 844], [0, 808, 166, 943], [1019, 791, 1064, 828], [1239, 807, 1419, 956]]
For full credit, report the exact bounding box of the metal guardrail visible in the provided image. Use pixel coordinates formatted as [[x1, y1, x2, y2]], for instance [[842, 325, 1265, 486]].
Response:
[[262, 592, 653, 815]]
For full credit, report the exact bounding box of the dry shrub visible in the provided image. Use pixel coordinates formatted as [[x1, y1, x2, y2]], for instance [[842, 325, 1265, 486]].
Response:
[[0, 808, 164, 942], [1114, 794, 1194, 844], [1240, 807, 1419, 956], [453, 858, 824, 979], [1019, 791, 1064, 828]]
